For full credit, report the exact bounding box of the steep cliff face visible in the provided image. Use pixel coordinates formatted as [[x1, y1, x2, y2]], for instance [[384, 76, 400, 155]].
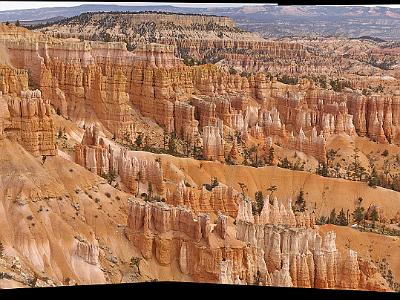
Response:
[[202, 126, 224, 161], [347, 92, 400, 144], [0, 18, 398, 292], [75, 125, 165, 195], [2, 27, 399, 168], [3, 38, 182, 139], [36, 12, 268, 59], [165, 181, 239, 218], [1, 89, 56, 157], [233, 196, 391, 290], [0, 137, 148, 286], [124, 195, 391, 291], [0, 65, 28, 95], [125, 198, 257, 284]]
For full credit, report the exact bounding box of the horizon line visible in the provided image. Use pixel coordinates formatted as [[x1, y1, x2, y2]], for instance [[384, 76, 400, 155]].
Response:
[[0, 2, 400, 13]]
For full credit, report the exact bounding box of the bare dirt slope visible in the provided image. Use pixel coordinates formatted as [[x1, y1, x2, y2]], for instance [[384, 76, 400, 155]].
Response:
[[0, 137, 191, 286]]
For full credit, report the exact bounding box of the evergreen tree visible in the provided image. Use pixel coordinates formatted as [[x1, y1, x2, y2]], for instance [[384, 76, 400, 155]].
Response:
[[353, 206, 365, 228], [278, 157, 291, 169], [15, 20, 20, 27], [316, 162, 329, 177], [317, 216, 327, 225], [135, 132, 144, 148], [0, 241, 4, 258], [349, 149, 368, 181], [336, 208, 348, 226], [267, 146, 275, 165], [101, 169, 117, 185], [329, 208, 337, 224], [293, 190, 306, 213], [370, 207, 379, 229], [255, 191, 264, 215], [211, 177, 219, 188], [326, 149, 338, 167], [238, 182, 248, 199], [368, 167, 380, 187], [266, 185, 277, 205], [168, 133, 177, 154]]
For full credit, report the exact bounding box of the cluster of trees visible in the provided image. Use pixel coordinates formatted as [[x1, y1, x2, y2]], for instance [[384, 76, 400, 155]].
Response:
[[142, 182, 165, 203], [317, 78, 327, 89], [293, 190, 306, 213], [101, 169, 117, 185], [329, 79, 352, 92], [252, 191, 265, 216], [277, 74, 299, 85], [367, 55, 397, 70], [242, 145, 260, 167], [277, 157, 305, 171], [239, 144, 276, 168], [317, 208, 350, 226], [228, 67, 254, 78], [250, 186, 308, 216], [316, 148, 365, 180], [188, 21, 243, 33], [361, 84, 387, 96], [180, 46, 224, 67], [3, 20, 22, 27], [228, 138, 309, 172], [315, 148, 400, 192], [204, 177, 219, 191], [371, 84, 384, 93], [117, 130, 203, 160], [317, 197, 380, 229], [251, 185, 276, 216], [99, 31, 113, 42], [182, 52, 223, 66], [239, 71, 253, 78], [377, 258, 400, 292]]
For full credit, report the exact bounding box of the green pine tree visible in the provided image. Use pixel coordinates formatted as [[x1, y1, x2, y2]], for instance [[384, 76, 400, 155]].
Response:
[[267, 146, 275, 165], [370, 207, 379, 229], [353, 206, 365, 228], [329, 208, 337, 224], [368, 167, 380, 188], [336, 208, 348, 226], [293, 190, 306, 213], [255, 191, 264, 215]]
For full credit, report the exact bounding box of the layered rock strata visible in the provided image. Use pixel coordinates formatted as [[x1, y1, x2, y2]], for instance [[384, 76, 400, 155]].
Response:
[[232, 196, 391, 290], [2, 89, 56, 156], [125, 196, 391, 291], [166, 181, 239, 217], [202, 126, 224, 161], [125, 199, 257, 283], [75, 126, 165, 194]]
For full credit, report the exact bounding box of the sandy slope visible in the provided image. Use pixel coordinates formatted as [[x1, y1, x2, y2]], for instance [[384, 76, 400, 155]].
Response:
[[320, 224, 400, 282], [0, 138, 193, 285], [154, 154, 400, 219]]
